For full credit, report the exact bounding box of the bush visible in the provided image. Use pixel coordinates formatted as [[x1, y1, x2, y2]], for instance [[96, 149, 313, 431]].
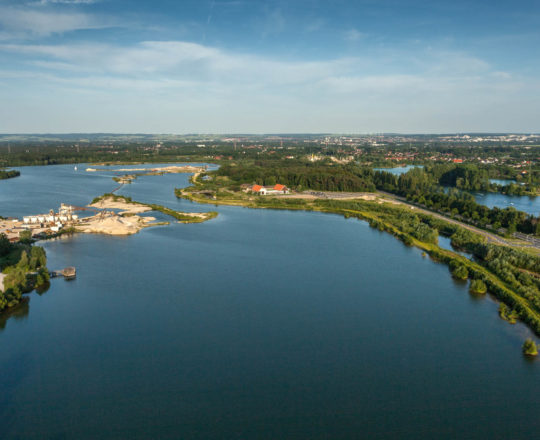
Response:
[[522, 338, 538, 356], [451, 265, 469, 280], [469, 279, 487, 294]]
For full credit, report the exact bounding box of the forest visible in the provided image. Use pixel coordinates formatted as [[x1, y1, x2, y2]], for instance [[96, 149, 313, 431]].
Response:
[[216, 161, 377, 192]]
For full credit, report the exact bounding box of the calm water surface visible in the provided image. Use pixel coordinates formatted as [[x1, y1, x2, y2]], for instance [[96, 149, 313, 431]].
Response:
[[374, 165, 423, 175], [489, 178, 517, 186], [471, 192, 539, 217], [1, 165, 539, 439]]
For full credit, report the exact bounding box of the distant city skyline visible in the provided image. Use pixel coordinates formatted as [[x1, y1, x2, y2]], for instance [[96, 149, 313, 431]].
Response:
[[0, 0, 539, 133]]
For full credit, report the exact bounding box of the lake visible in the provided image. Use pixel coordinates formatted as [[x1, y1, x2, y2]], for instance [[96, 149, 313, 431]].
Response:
[[471, 192, 539, 217], [374, 165, 423, 175], [1, 165, 539, 439]]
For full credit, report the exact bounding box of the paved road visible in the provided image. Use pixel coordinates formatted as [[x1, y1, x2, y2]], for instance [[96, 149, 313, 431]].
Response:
[[376, 191, 538, 249]]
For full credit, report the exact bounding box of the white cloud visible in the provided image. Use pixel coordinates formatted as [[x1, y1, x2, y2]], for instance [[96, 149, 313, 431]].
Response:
[[0, 39, 538, 132], [0, 5, 110, 38], [0, 41, 357, 86]]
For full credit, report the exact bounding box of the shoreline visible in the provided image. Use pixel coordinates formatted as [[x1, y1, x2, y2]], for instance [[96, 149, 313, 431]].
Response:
[[177, 180, 540, 338]]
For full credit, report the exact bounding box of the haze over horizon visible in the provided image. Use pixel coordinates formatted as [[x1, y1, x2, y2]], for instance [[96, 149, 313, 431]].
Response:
[[1, 0, 539, 134]]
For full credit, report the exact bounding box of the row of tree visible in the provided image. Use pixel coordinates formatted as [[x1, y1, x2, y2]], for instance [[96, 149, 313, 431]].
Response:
[[372, 167, 539, 236]]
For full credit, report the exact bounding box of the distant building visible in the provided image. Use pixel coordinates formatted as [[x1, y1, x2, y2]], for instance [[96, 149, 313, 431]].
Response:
[[251, 184, 266, 195], [251, 184, 290, 195]]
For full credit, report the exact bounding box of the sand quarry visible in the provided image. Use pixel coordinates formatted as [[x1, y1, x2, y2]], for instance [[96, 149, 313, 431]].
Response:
[[79, 197, 160, 235]]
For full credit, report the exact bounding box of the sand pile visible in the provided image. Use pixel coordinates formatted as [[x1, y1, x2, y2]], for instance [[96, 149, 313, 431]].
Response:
[[78, 214, 156, 235]]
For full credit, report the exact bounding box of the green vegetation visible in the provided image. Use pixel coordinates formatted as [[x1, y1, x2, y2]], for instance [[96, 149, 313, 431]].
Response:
[[1, 234, 49, 313], [424, 163, 537, 196], [202, 157, 539, 237], [499, 304, 519, 324], [451, 264, 469, 280], [0, 169, 20, 180], [146, 202, 217, 223], [216, 161, 376, 192], [469, 279, 487, 294], [372, 167, 539, 236], [522, 338, 538, 356]]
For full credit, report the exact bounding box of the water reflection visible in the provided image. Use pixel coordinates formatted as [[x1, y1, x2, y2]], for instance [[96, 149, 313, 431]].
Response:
[[0, 299, 29, 331]]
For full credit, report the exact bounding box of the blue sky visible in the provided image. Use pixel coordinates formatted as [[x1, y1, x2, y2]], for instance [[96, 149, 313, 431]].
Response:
[[0, 0, 539, 133]]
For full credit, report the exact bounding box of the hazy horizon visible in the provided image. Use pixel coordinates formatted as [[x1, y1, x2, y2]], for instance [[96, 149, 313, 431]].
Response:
[[1, 132, 539, 137]]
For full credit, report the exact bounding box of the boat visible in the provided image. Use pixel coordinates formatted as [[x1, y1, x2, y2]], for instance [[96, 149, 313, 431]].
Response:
[[74, 166, 78, 171]]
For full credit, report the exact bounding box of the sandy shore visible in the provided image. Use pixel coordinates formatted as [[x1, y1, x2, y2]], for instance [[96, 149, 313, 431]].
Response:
[[90, 197, 152, 215], [86, 165, 204, 174], [77, 214, 158, 235], [78, 197, 162, 235]]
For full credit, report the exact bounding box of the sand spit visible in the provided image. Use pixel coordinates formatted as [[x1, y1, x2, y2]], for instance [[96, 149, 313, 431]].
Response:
[[90, 197, 151, 215], [78, 197, 163, 235], [86, 165, 204, 174]]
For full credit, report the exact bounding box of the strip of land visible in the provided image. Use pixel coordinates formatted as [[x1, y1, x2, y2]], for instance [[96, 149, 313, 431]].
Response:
[[89, 194, 217, 232]]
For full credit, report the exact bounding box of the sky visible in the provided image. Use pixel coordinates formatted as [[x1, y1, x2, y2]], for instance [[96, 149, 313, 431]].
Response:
[[0, 0, 539, 134]]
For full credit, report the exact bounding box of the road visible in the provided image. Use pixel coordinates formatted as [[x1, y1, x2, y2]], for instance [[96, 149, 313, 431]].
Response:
[[377, 190, 537, 249]]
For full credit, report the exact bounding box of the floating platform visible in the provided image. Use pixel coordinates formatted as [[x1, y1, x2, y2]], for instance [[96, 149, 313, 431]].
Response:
[[50, 267, 76, 280]]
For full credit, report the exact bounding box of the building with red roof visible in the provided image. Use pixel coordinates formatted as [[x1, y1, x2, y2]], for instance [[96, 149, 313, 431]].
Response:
[[250, 184, 290, 195]]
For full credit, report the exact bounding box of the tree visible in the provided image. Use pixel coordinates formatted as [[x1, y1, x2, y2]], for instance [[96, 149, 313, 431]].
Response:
[[0, 233, 12, 256], [19, 230, 32, 243], [522, 338, 538, 356], [451, 265, 469, 280], [469, 279, 487, 294], [17, 250, 28, 269]]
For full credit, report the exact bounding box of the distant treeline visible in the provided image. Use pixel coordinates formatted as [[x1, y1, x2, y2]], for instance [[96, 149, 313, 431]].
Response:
[[0, 169, 20, 180], [0, 144, 315, 166]]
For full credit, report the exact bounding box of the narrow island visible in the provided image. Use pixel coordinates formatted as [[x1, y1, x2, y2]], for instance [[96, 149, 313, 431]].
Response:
[[522, 338, 538, 356], [0, 168, 20, 180]]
